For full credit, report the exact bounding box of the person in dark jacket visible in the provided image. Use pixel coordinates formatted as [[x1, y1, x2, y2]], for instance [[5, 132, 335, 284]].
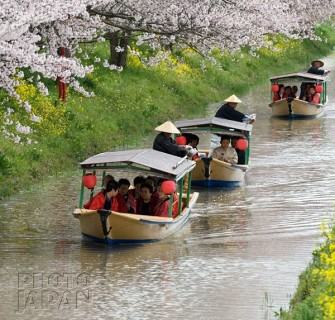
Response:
[[307, 60, 329, 76], [153, 121, 187, 157], [299, 60, 329, 99], [215, 95, 255, 123]]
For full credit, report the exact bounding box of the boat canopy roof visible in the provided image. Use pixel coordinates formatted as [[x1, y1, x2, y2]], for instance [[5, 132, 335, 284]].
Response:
[[80, 149, 195, 180], [175, 116, 252, 134], [270, 72, 328, 83]]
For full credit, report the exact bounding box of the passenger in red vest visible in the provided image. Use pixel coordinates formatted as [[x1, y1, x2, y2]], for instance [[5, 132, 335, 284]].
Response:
[[309, 86, 320, 104], [292, 86, 298, 98], [154, 180, 179, 218], [136, 183, 157, 215], [145, 177, 160, 203], [128, 176, 145, 200], [85, 180, 119, 211], [282, 86, 293, 99], [117, 178, 135, 213]]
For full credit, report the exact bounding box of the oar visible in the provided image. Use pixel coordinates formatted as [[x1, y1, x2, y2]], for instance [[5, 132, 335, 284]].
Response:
[[173, 156, 188, 169]]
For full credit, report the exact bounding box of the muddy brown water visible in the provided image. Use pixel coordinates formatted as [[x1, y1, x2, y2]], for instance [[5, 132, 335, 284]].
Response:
[[1, 56, 335, 320]]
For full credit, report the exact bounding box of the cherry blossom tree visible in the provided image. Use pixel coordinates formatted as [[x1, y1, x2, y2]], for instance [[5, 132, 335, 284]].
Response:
[[1, 0, 335, 96], [89, 0, 335, 65], [0, 0, 108, 97]]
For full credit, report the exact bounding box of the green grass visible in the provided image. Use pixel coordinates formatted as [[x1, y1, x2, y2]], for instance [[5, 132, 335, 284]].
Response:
[[1, 23, 335, 198]]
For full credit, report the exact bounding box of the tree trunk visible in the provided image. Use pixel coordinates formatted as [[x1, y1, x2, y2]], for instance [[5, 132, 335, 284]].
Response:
[[107, 31, 129, 68]]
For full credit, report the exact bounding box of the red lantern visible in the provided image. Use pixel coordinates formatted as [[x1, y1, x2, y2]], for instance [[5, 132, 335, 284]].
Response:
[[315, 84, 323, 93], [175, 136, 187, 145], [235, 139, 248, 151], [82, 174, 97, 189], [161, 180, 176, 195], [271, 83, 279, 93]]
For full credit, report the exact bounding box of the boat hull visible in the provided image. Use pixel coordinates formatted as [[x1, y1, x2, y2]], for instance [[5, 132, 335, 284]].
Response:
[[269, 99, 325, 119], [191, 158, 246, 188], [74, 192, 199, 244]]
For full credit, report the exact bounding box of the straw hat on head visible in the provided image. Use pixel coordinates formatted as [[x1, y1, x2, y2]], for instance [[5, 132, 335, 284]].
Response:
[[155, 121, 180, 134], [224, 94, 242, 104], [311, 59, 324, 67]]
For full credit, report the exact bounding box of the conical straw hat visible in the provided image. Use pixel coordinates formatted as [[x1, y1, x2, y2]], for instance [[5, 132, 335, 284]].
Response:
[[311, 59, 324, 67], [224, 95, 242, 103], [155, 121, 180, 134]]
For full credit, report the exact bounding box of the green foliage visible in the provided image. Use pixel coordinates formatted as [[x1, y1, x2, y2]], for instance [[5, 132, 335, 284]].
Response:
[[279, 225, 335, 320], [1, 23, 335, 198]]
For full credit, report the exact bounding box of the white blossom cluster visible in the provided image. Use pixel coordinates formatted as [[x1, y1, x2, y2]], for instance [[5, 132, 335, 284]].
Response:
[[1, 0, 335, 97], [0, 0, 108, 96], [91, 0, 335, 53]]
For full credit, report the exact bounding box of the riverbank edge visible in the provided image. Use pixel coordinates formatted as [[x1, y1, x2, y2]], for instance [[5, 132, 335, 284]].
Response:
[[1, 24, 335, 198], [279, 225, 335, 319]]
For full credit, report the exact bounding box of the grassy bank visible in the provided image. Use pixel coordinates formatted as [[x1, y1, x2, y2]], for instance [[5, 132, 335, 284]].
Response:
[[1, 24, 335, 198], [279, 224, 335, 320]]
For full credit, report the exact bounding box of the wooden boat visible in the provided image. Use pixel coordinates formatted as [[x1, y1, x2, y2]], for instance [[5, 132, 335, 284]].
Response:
[[175, 117, 253, 188], [269, 72, 329, 119], [73, 149, 199, 244]]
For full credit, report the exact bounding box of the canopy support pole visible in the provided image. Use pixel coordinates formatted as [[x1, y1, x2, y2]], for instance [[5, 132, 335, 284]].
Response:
[[178, 177, 184, 214], [79, 169, 86, 208], [168, 195, 173, 218], [90, 170, 96, 200], [186, 172, 192, 207]]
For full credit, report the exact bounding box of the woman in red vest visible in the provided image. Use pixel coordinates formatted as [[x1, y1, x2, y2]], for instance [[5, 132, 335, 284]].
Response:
[[85, 180, 119, 211]]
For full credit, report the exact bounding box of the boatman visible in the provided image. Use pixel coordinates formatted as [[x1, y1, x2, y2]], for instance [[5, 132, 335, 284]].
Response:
[[215, 95, 255, 123], [299, 60, 330, 99], [307, 59, 330, 76], [153, 121, 187, 157]]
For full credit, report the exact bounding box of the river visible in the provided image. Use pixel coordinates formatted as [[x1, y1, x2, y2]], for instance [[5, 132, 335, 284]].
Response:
[[1, 56, 335, 320]]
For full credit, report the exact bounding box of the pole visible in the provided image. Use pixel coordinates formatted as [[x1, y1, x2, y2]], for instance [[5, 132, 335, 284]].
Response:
[[79, 169, 86, 208], [178, 177, 184, 215], [186, 172, 192, 207]]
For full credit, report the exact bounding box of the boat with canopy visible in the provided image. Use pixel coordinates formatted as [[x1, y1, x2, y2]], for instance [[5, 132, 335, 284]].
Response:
[[175, 117, 253, 188], [269, 72, 329, 118], [73, 148, 199, 244]]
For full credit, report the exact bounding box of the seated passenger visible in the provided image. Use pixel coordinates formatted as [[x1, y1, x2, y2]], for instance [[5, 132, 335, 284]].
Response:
[[145, 177, 160, 203], [231, 137, 246, 165], [302, 84, 313, 102], [154, 182, 179, 218], [185, 134, 200, 160], [292, 86, 298, 98], [273, 84, 284, 102], [282, 86, 293, 99], [212, 136, 238, 164], [102, 174, 115, 188], [309, 86, 320, 104], [154, 189, 170, 218], [128, 175, 145, 201], [117, 178, 135, 213], [85, 180, 119, 211], [136, 183, 157, 215], [273, 91, 281, 102]]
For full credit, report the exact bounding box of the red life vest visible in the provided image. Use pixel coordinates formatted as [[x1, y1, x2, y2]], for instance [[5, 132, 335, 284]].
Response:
[[311, 93, 320, 104], [154, 198, 169, 217], [273, 92, 281, 102], [84, 192, 119, 211], [153, 194, 179, 218]]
